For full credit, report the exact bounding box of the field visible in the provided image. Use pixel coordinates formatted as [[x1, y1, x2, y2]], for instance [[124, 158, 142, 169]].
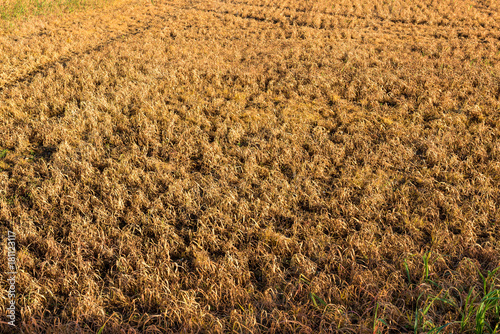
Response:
[[0, 0, 500, 332]]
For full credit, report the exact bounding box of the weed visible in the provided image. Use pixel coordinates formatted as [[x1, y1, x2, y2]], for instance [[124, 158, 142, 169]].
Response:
[[422, 251, 431, 282], [404, 257, 413, 285], [310, 292, 327, 309], [372, 303, 389, 333], [410, 266, 500, 333]]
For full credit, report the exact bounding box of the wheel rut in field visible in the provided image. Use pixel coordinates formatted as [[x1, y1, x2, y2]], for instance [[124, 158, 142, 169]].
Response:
[[0, 4, 178, 95], [1, 27, 150, 94], [2, 0, 496, 97], [164, 0, 483, 45], [188, 0, 500, 44]]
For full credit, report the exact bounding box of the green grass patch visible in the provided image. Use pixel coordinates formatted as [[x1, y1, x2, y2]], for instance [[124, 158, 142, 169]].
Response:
[[402, 256, 500, 333], [0, 0, 107, 20]]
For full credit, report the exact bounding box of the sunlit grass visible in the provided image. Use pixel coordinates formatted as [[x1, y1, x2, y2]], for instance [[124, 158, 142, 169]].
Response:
[[0, 0, 111, 20], [1, 0, 499, 332], [398, 254, 500, 333]]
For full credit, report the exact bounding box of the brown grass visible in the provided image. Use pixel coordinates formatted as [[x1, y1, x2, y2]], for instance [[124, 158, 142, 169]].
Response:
[[1, 0, 500, 332]]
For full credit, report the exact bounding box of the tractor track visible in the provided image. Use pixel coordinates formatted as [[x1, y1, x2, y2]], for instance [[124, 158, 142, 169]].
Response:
[[2, 0, 498, 97], [0, 9, 176, 95], [218, 0, 500, 29], [165, 0, 498, 46], [209, 0, 500, 33]]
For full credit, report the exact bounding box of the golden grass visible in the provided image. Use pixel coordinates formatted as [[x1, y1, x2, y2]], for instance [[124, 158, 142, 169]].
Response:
[[0, 0, 120, 28], [1, 0, 500, 332]]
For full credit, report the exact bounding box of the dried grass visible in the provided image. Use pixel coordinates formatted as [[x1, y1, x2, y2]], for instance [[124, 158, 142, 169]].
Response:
[[1, 0, 499, 332]]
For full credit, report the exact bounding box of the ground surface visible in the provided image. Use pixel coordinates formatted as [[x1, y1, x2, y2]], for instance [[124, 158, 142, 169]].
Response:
[[0, 0, 500, 332]]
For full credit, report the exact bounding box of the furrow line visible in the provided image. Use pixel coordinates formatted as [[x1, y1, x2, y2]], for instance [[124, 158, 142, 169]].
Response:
[[0, 12, 173, 95], [165, 1, 476, 44]]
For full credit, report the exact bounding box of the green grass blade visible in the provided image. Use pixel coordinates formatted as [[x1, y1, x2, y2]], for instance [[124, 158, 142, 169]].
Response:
[[428, 322, 457, 334], [404, 258, 412, 284]]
